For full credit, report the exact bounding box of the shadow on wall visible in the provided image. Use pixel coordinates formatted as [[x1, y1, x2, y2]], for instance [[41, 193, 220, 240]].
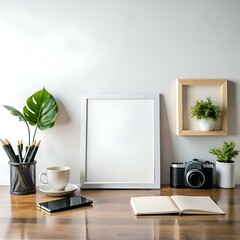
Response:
[[160, 95, 173, 184], [227, 80, 237, 135], [54, 99, 71, 125]]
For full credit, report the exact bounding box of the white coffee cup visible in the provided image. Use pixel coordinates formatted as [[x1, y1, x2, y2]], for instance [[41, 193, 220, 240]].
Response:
[[39, 166, 70, 191]]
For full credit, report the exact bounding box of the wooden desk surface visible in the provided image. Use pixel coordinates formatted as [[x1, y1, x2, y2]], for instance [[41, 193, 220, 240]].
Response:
[[0, 185, 239, 240]]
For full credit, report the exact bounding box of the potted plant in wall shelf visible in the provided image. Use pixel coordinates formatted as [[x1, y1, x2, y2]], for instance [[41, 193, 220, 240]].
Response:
[[191, 97, 222, 131], [1, 88, 58, 194], [209, 141, 240, 188]]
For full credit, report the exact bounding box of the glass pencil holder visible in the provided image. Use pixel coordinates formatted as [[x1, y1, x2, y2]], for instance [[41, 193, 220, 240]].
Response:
[[9, 161, 37, 195]]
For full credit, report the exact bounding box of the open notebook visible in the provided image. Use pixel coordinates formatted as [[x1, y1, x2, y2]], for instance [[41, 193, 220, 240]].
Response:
[[130, 195, 225, 216]]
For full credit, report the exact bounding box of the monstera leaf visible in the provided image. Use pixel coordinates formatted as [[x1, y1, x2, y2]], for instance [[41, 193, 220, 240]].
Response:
[[3, 105, 27, 122], [3, 88, 58, 144], [3, 106, 31, 143], [23, 88, 58, 130]]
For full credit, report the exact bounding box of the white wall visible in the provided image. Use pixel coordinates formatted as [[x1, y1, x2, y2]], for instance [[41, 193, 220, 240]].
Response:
[[1, 0, 240, 186]]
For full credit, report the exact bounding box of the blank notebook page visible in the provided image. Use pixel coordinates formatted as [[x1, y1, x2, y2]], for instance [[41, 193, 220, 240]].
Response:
[[130, 196, 179, 215], [171, 196, 225, 214]]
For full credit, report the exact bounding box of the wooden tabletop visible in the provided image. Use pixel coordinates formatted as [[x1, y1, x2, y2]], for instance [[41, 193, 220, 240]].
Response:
[[0, 185, 239, 240]]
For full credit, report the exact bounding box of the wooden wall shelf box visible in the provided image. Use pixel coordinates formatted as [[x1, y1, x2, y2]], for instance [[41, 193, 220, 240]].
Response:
[[176, 79, 228, 136]]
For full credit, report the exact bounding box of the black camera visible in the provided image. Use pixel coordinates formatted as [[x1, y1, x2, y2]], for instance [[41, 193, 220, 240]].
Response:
[[170, 159, 214, 188]]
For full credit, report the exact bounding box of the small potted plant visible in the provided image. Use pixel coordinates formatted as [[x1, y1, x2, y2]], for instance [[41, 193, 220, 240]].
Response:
[[1, 87, 58, 194], [191, 96, 222, 131], [209, 141, 240, 188]]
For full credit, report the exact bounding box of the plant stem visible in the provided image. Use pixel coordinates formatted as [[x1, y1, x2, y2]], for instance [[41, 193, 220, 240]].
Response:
[[32, 125, 38, 143], [24, 121, 31, 146]]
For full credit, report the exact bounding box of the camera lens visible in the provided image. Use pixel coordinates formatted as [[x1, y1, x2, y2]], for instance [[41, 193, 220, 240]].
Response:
[[186, 169, 205, 188]]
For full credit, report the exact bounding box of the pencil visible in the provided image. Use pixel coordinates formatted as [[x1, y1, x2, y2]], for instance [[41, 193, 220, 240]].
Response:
[[17, 140, 23, 163], [0, 139, 18, 163], [29, 141, 41, 162], [23, 140, 36, 163], [20, 140, 23, 154], [5, 139, 17, 156]]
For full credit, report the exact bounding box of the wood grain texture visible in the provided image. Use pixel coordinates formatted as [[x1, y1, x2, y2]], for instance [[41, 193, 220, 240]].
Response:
[[0, 185, 239, 239]]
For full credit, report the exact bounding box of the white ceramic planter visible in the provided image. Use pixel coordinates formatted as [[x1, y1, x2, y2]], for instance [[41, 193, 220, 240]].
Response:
[[199, 119, 215, 131], [216, 160, 235, 188]]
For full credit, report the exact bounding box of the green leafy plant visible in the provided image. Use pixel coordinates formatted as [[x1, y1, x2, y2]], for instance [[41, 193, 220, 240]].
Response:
[[191, 97, 222, 121], [209, 141, 240, 162], [3, 87, 58, 145], [0, 88, 58, 193]]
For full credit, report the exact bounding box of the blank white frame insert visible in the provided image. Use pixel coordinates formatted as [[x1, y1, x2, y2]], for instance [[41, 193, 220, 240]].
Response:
[[80, 93, 160, 189]]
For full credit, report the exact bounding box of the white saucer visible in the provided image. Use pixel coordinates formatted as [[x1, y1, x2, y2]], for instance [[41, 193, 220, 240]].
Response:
[[39, 183, 79, 197]]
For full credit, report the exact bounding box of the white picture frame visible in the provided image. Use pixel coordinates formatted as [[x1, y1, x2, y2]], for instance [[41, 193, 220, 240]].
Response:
[[80, 93, 160, 189]]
